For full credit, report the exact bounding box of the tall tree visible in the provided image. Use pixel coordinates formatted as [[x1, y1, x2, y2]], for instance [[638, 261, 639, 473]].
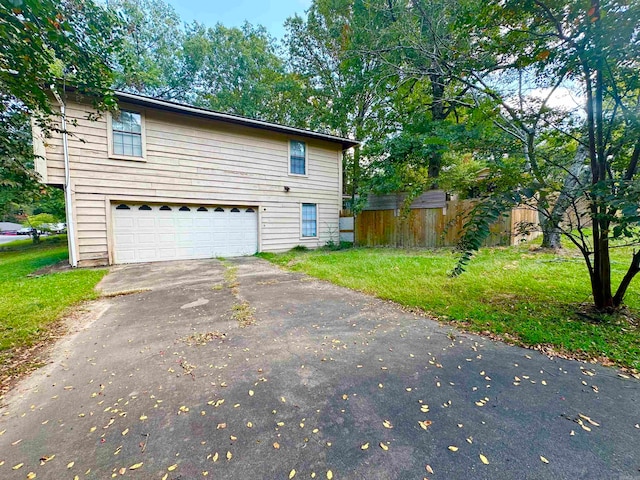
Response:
[[0, 0, 121, 210], [194, 22, 311, 126], [285, 0, 392, 202], [453, 0, 640, 310], [109, 0, 203, 101]]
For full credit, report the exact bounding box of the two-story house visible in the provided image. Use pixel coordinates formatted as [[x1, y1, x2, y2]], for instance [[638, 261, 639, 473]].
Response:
[[33, 91, 357, 267]]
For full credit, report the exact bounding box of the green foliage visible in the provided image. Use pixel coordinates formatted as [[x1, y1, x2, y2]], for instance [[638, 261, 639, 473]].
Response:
[[0, 99, 41, 216], [0, 237, 106, 355], [25, 213, 57, 230], [437, 157, 487, 199], [196, 23, 310, 126], [438, 0, 640, 308], [0, 0, 121, 118], [1, 0, 121, 219], [110, 0, 203, 101], [32, 188, 66, 220]]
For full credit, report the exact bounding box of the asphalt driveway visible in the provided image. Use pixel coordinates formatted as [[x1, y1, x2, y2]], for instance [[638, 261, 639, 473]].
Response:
[[0, 257, 638, 479]]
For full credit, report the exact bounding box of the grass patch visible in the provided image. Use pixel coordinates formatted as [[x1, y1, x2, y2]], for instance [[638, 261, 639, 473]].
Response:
[[0, 236, 107, 374], [259, 244, 639, 370]]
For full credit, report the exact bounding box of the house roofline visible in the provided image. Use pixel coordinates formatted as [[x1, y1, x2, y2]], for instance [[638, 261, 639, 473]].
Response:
[[111, 90, 359, 150]]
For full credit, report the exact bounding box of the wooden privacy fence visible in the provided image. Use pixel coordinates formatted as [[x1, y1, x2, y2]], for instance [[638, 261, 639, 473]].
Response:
[[354, 199, 540, 248]]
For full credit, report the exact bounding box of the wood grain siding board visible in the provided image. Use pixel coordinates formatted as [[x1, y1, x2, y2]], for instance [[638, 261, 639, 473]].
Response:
[[69, 165, 338, 190], [79, 244, 110, 254]]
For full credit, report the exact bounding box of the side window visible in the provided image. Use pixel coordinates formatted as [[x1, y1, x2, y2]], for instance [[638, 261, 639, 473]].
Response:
[[301, 203, 317, 237], [110, 110, 144, 158], [289, 140, 306, 175]]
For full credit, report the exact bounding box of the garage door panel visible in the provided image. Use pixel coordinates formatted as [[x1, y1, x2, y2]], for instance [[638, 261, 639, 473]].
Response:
[[112, 203, 258, 264], [114, 217, 135, 228]]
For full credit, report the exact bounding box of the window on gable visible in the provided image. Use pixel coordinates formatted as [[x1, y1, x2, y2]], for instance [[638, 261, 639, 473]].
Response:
[[301, 203, 317, 237], [112, 110, 143, 157], [290, 140, 306, 175]]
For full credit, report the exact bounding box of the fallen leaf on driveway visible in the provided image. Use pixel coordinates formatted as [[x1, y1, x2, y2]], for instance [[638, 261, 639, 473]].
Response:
[[361, 442, 369, 450], [448, 446, 459, 452], [479, 454, 489, 464], [540, 456, 549, 464], [382, 420, 393, 429], [289, 469, 296, 478], [129, 462, 143, 470]]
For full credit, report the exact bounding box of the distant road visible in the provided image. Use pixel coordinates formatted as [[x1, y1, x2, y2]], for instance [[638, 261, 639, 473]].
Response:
[[0, 235, 23, 245]]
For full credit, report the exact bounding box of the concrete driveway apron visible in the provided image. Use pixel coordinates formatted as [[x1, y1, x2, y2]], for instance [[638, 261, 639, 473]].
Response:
[[0, 257, 638, 479]]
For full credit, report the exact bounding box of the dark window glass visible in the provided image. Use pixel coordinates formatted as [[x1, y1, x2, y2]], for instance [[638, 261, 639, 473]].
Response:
[[159, 206, 172, 211], [290, 140, 306, 175], [197, 207, 208, 211], [214, 207, 225, 212], [112, 110, 142, 157], [246, 208, 255, 213], [116, 204, 130, 210], [231, 208, 240, 212], [179, 206, 191, 211], [139, 205, 152, 211]]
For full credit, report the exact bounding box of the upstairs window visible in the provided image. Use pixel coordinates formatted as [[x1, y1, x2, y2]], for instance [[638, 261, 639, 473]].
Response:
[[111, 110, 143, 158], [301, 203, 317, 237], [290, 140, 306, 175]]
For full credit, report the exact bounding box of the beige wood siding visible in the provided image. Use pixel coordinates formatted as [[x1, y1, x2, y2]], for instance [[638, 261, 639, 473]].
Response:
[[43, 100, 343, 265]]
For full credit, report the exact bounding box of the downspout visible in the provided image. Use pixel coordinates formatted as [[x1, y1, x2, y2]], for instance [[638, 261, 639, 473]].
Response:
[[51, 88, 78, 267]]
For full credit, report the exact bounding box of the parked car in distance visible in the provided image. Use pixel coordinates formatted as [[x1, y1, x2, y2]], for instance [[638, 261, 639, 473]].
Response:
[[17, 227, 33, 235], [48, 223, 67, 234]]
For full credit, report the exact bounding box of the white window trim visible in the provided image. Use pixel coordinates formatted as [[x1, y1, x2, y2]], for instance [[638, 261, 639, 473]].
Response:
[[107, 109, 147, 162], [300, 202, 319, 239], [288, 139, 308, 177]]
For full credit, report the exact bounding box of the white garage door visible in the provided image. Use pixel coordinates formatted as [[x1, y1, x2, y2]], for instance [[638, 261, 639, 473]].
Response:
[[112, 203, 258, 264]]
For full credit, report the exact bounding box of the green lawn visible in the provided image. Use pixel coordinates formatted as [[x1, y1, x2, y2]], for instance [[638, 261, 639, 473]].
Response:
[[0, 236, 106, 357], [260, 244, 640, 370]]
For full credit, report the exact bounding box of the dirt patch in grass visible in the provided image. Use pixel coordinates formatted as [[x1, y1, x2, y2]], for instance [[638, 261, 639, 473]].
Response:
[[28, 260, 72, 276], [0, 300, 106, 400]]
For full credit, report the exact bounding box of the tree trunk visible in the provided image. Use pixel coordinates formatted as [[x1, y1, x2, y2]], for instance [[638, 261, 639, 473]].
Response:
[[613, 250, 640, 307], [539, 146, 590, 249], [428, 73, 446, 180], [591, 229, 614, 310], [539, 215, 562, 249], [352, 143, 361, 207]]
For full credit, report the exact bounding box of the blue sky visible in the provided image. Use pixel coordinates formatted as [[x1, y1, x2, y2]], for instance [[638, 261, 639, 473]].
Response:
[[165, 0, 312, 39]]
